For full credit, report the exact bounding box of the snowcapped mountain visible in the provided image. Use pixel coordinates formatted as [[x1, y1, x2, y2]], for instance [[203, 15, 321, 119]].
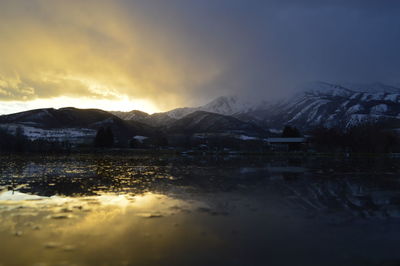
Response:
[[111, 110, 177, 127], [150, 81, 400, 131], [160, 82, 400, 131], [165, 111, 267, 136], [244, 81, 400, 130], [110, 110, 150, 121], [112, 96, 263, 127], [2, 80, 400, 149], [112, 81, 400, 131], [165, 96, 259, 119]]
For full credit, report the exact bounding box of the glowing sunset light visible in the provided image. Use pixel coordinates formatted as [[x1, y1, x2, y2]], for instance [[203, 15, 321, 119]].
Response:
[[0, 96, 160, 115]]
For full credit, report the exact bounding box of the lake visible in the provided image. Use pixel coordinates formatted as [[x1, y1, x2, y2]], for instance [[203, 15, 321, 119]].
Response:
[[1, 154, 400, 266]]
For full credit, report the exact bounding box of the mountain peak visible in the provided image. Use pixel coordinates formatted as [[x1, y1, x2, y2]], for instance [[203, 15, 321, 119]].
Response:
[[165, 95, 259, 119], [201, 95, 248, 115]]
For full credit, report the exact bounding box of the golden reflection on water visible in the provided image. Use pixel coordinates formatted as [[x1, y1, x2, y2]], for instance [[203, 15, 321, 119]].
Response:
[[0, 191, 221, 266], [3, 156, 400, 265]]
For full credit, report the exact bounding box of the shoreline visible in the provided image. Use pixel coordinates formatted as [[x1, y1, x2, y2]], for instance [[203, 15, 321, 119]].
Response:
[[0, 148, 396, 158]]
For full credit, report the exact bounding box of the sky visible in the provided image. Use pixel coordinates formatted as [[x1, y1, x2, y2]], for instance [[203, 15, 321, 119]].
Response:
[[0, 0, 399, 114]]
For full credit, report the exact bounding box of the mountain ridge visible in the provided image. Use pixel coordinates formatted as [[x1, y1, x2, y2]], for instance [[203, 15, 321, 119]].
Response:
[[2, 81, 400, 145], [164, 110, 267, 137], [112, 82, 400, 131]]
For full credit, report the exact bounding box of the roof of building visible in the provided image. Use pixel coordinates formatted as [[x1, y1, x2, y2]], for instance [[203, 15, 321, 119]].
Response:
[[267, 137, 306, 143]]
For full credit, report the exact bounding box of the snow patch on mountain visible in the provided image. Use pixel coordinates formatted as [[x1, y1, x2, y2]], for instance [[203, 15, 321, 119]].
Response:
[[384, 94, 399, 102], [111, 110, 149, 121], [370, 104, 389, 115], [164, 107, 193, 120], [346, 114, 370, 128], [346, 104, 364, 115], [237, 81, 400, 130]]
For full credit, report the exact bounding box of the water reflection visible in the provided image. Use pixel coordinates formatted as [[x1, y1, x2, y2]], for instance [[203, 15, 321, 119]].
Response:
[[1, 154, 400, 265]]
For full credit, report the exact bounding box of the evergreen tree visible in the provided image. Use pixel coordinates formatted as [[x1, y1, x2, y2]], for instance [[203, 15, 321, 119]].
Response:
[[94, 127, 106, 147], [105, 126, 114, 147], [281, 126, 301, 138], [281, 126, 302, 151], [94, 127, 114, 148], [15, 126, 28, 152]]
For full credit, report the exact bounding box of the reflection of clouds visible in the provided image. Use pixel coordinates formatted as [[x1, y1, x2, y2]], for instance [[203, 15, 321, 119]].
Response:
[[3, 155, 400, 221], [0, 190, 46, 201], [0, 191, 189, 211], [0, 191, 208, 265], [0, 157, 187, 197], [0, 191, 194, 225], [2, 156, 400, 265]]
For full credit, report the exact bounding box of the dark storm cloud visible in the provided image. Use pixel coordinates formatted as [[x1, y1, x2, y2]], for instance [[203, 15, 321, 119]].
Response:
[[126, 0, 400, 102], [0, 0, 399, 110]]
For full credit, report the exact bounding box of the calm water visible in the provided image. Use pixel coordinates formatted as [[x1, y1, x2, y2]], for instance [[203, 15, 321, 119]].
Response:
[[1, 154, 400, 266]]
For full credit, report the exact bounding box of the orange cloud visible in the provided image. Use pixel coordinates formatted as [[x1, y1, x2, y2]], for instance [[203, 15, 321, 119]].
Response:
[[0, 0, 224, 112]]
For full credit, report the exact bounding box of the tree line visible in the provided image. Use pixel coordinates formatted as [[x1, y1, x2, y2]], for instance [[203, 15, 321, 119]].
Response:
[[1, 123, 400, 153], [0, 127, 72, 152], [310, 123, 400, 153]]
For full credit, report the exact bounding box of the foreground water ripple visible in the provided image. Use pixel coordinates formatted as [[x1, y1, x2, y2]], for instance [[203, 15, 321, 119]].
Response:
[[1, 154, 400, 266]]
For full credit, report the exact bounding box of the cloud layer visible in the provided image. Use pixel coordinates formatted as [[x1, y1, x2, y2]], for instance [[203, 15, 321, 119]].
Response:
[[0, 0, 399, 112]]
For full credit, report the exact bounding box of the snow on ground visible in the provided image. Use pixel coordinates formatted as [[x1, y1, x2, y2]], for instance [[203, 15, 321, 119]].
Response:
[[0, 124, 96, 144], [133, 136, 149, 143], [238, 135, 258, 141], [269, 129, 282, 134]]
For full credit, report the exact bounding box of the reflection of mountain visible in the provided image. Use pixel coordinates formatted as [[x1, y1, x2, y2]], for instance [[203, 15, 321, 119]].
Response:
[[283, 177, 400, 219], [2, 155, 400, 219]]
